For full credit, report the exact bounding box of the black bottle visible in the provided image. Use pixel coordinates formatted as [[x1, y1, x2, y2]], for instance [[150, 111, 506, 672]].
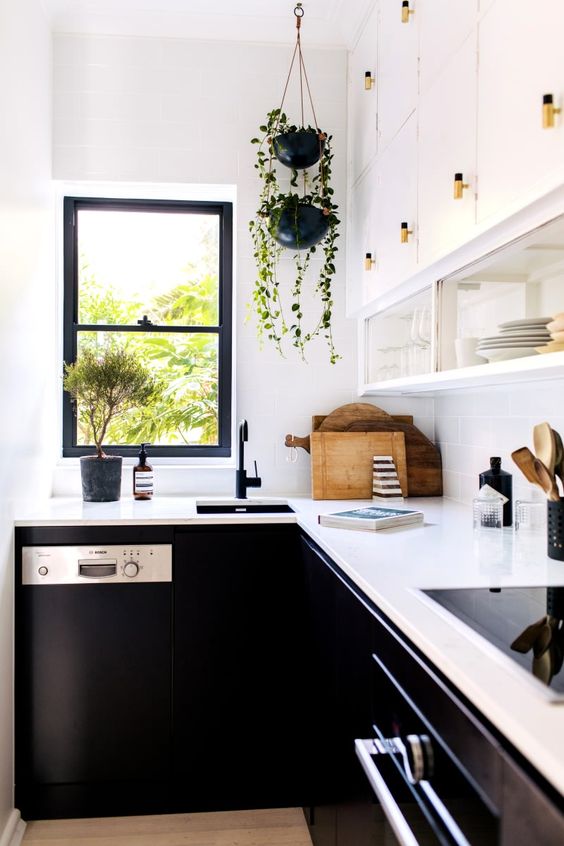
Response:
[[479, 456, 512, 526]]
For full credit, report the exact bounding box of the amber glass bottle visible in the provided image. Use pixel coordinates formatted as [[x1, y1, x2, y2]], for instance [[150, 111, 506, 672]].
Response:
[[133, 443, 154, 500]]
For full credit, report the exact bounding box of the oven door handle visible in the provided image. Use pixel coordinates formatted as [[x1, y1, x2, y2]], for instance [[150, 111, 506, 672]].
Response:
[[355, 738, 471, 846], [355, 738, 421, 846]]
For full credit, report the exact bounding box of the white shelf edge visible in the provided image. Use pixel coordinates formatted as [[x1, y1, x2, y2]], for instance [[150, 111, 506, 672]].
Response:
[[360, 351, 564, 395]]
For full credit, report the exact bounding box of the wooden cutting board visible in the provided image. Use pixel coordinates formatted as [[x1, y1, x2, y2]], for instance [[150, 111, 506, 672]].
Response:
[[346, 420, 442, 496], [311, 431, 408, 500], [313, 402, 392, 432]]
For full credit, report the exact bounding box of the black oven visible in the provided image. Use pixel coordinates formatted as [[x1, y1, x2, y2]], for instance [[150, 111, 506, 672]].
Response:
[[354, 598, 564, 845], [355, 651, 499, 845]]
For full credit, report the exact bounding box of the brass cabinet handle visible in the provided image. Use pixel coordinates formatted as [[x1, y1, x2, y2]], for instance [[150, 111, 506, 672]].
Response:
[[365, 71, 375, 90], [543, 93, 561, 128], [401, 0, 415, 23], [453, 172, 470, 199], [365, 252, 376, 270], [400, 222, 413, 243]]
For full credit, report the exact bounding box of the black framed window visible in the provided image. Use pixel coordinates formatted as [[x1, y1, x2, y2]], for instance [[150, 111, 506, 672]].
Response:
[[63, 197, 232, 457]]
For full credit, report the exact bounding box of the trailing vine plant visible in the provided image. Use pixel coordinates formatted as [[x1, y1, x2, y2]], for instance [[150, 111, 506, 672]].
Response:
[[249, 108, 340, 364]]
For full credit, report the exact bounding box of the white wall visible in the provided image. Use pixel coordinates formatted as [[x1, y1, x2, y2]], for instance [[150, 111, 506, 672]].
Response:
[[435, 380, 564, 505], [0, 0, 56, 836], [51, 33, 370, 496]]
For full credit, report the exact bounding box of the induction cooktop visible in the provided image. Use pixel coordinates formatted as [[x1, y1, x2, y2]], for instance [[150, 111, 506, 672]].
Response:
[[421, 586, 564, 700]]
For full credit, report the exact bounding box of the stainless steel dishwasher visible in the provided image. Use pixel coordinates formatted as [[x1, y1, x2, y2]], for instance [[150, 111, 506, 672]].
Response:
[[15, 541, 173, 820]]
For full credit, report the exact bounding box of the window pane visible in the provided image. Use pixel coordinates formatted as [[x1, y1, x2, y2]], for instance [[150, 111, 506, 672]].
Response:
[[75, 331, 219, 447], [77, 209, 220, 326]]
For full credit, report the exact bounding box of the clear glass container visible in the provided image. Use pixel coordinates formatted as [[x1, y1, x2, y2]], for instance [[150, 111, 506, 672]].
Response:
[[473, 494, 504, 530], [514, 499, 546, 533]]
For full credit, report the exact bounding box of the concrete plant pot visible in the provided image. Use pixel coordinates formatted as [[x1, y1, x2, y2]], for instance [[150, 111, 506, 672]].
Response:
[[80, 455, 123, 502]]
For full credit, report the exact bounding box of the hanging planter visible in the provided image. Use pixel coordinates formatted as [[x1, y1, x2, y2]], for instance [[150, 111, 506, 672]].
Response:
[[273, 202, 330, 250], [249, 4, 340, 364], [272, 129, 324, 170]]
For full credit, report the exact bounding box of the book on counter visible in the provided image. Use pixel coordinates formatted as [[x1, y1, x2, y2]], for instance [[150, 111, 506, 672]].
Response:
[[318, 505, 424, 532]]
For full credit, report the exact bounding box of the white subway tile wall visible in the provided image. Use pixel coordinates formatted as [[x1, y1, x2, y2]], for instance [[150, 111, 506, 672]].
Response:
[[54, 32, 563, 503], [434, 379, 564, 505], [53, 33, 437, 495]]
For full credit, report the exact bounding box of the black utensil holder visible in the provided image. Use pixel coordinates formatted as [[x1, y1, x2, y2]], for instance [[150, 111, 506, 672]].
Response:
[[547, 499, 564, 560]]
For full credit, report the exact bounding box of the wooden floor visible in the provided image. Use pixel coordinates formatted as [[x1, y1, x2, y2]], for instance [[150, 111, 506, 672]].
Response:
[[22, 808, 313, 846]]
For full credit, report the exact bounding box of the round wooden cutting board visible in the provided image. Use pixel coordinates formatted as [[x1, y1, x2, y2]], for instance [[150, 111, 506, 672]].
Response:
[[315, 403, 392, 432]]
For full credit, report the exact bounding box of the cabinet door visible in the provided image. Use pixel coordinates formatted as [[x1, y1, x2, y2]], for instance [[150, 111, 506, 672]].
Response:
[[346, 160, 378, 312], [373, 112, 418, 295], [418, 0, 477, 94], [173, 526, 306, 811], [477, 0, 564, 224], [16, 582, 172, 819], [378, 0, 419, 152], [418, 32, 478, 266], [301, 535, 376, 846], [348, 4, 378, 186]]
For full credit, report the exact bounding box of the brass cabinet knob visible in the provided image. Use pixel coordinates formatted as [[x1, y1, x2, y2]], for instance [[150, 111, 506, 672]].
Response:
[[453, 172, 470, 199], [543, 93, 561, 128], [365, 252, 376, 270], [401, 0, 415, 23], [400, 222, 413, 243], [364, 71, 375, 90]]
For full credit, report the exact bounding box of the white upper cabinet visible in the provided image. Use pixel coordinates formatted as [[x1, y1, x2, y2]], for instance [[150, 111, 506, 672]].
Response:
[[377, 0, 419, 152], [418, 0, 478, 94], [348, 4, 378, 186], [373, 113, 419, 294], [418, 32, 478, 266], [477, 0, 564, 223], [347, 159, 380, 311]]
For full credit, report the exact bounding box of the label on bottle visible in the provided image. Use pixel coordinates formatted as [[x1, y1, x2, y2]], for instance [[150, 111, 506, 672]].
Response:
[[478, 483, 508, 505], [134, 472, 154, 494]]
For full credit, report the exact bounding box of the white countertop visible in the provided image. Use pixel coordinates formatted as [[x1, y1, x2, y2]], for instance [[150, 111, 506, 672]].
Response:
[[14, 495, 564, 796]]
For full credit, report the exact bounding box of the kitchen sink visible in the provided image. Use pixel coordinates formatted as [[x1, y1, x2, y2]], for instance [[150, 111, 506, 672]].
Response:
[[195, 499, 294, 514]]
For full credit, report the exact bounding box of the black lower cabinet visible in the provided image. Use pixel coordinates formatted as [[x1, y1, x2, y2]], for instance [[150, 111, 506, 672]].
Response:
[[15, 523, 564, 840], [172, 524, 307, 812], [300, 533, 564, 846], [301, 534, 377, 846]]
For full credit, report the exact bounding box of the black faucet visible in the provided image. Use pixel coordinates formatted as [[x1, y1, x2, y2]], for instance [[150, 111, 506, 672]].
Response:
[[235, 419, 262, 499]]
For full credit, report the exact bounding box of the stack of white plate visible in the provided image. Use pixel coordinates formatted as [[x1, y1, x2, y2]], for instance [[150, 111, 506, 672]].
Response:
[[476, 317, 551, 362]]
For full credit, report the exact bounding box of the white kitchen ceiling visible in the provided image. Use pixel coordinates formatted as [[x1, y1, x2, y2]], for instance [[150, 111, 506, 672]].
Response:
[[42, 0, 371, 47]]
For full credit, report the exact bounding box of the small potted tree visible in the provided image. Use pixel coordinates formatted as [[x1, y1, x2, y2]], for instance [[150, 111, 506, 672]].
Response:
[[63, 345, 162, 502]]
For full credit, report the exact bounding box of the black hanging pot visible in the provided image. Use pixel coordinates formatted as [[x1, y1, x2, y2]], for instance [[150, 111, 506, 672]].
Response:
[[273, 203, 330, 250], [273, 130, 324, 169]]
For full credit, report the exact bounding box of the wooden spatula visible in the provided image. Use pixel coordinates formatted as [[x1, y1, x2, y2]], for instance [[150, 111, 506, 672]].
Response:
[[512, 446, 542, 486], [533, 421, 556, 476], [533, 457, 560, 502]]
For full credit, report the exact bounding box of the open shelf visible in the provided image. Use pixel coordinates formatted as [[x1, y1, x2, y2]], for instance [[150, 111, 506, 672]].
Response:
[[361, 350, 564, 395]]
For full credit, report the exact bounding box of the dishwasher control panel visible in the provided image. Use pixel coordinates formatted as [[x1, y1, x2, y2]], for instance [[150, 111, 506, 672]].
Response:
[[22, 544, 172, 585]]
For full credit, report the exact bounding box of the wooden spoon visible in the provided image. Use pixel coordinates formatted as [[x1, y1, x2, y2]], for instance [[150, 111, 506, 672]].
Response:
[[533, 457, 560, 502], [553, 428, 564, 485], [512, 446, 543, 487], [533, 422, 556, 476]]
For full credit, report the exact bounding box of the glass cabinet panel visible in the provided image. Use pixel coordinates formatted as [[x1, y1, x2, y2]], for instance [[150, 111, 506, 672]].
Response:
[[362, 213, 564, 390], [439, 214, 564, 371], [365, 287, 435, 384]]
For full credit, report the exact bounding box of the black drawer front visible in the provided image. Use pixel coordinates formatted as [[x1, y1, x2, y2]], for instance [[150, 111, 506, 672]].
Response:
[[371, 617, 504, 812], [368, 653, 500, 845]]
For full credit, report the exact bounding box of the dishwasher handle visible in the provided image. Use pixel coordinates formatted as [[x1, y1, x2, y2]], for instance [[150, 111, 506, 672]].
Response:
[[79, 561, 117, 578]]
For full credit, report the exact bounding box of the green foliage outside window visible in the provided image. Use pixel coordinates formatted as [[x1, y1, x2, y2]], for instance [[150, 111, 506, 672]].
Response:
[[76, 257, 220, 448]]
